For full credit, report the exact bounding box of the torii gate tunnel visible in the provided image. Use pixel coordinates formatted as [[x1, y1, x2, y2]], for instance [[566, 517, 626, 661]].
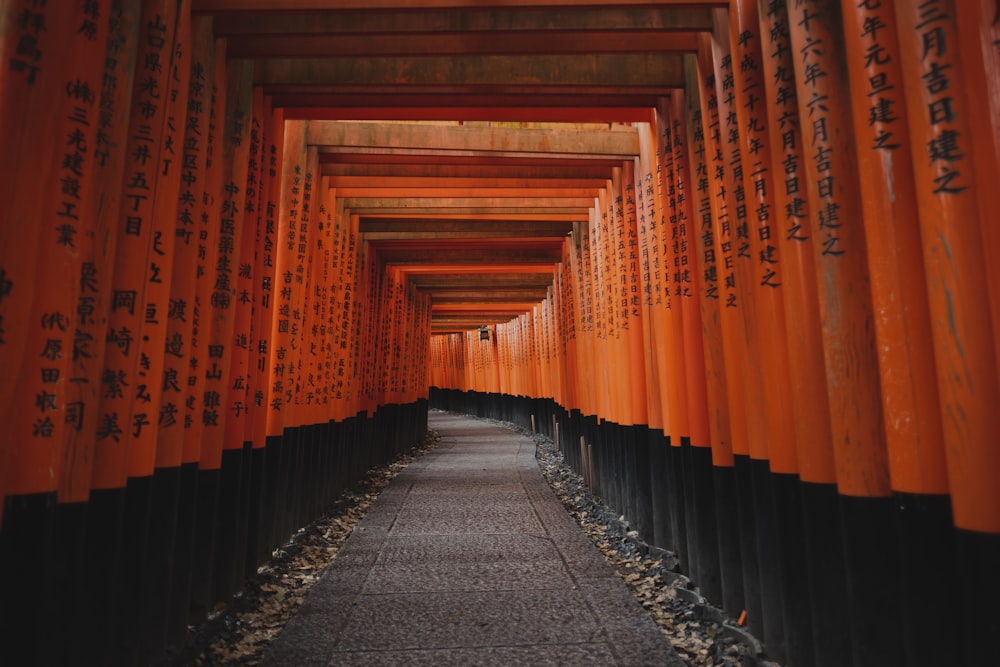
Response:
[[0, 1, 998, 666]]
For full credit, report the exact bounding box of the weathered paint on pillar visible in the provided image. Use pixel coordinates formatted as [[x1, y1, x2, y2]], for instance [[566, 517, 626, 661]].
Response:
[[756, 0, 836, 486], [668, 94, 712, 450], [786, 0, 890, 499], [92, 0, 184, 490], [187, 36, 226, 468], [894, 0, 1000, 535], [684, 58, 733, 467], [728, 0, 798, 476], [202, 56, 253, 461], [840, 0, 947, 496], [156, 15, 212, 469], [695, 35, 750, 461]]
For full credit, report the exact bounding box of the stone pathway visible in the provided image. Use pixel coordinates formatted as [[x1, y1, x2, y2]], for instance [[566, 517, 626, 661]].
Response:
[[263, 412, 684, 666]]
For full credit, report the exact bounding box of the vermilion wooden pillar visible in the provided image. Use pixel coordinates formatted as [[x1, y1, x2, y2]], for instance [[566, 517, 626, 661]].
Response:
[[88, 3, 186, 663], [658, 94, 723, 610], [185, 32, 228, 625], [727, 2, 806, 663], [244, 94, 282, 572], [755, 4, 846, 664], [160, 14, 214, 644], [675, 84, 741, 623], [643, 123, 686, 560], [0, 3, 110, 664], [619, 162, 651, 537], [633, 125, 664, 433], [954, 1, 1000, 355], [654, 105, 689, 450], [133, 7, 191, 661], [668, 95, 711, 478], [675, 80, 745, 623], [205, 54, 253, 608], [785, 3, 900, 665], [263, 119, 304, 551], [574, 220, 598, 430], [634, 122, 670, 552], [840, 1, 959, 664], [76, 3, 143, 662], [0, 6, 78, 463], [694, 36, 763, 642], [895, 2, 1000, 664]]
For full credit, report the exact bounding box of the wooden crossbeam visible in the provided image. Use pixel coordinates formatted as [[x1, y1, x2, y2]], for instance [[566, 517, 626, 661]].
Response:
[[332, 176, 609, 189], [195, 0, 722, 12], [287, 105, 654, 123], [226, 32, 699, 58], [359, 218, 573, 235], [306, 121, 638, 156], [253, 54, 685, 89], [213, 7, 713, 35], [323, 163, 615, 178]]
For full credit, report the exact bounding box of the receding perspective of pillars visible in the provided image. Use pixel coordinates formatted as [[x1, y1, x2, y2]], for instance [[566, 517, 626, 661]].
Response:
[[2, 1, 999, 666], [1, 3, 432, 665], [430, 3, 1000, 667]]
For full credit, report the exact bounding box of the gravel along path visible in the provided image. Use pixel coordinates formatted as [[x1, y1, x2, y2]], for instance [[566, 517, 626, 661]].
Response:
[[157, 413, 774, 666]]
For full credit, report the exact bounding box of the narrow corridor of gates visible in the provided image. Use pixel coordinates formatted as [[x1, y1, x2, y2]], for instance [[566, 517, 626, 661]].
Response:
[[263, 412, 682, 666], [1, 1, 999, 666]]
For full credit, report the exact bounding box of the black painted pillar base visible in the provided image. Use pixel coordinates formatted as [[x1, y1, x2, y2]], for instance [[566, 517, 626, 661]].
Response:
[[140, 466, 182, 663], [0, 492, 56, 666], [189, 467, 220, 625], [713, 464, 744, 620], [234, 440, 253, 588], [733, 455, 764, 643], [167, 461, 199, 644], [212, 447, 245, 605], [680, 441, 699, 586], [956, 528, 1000, 666], [772, 472, 813, 667], [116, 475, 154, 666], [245, 445, 268, 580], [690, 443, 722, 605], [894, 492, 963, 667], [800, 481, 851, 667], [839, 494, 905, 667], [79, 487, 125, 665], [647, 428, 670, 551], [750, 459, 786, 664], [54, 501, 90, 665], [665, 441, 688, 575]]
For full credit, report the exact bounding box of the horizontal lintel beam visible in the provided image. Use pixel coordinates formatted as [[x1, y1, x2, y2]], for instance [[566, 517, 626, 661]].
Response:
[[306, 121, 638, 156]]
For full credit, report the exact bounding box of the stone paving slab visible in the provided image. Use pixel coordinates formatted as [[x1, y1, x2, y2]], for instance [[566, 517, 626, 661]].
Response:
[[263, 411, 684, 667]]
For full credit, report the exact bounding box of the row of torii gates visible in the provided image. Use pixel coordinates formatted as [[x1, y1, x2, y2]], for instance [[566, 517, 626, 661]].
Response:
[[1, 1, 998, 666]]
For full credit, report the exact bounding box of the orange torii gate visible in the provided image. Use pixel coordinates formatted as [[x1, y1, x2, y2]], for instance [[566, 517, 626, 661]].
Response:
[[1, 2, 999, 666]]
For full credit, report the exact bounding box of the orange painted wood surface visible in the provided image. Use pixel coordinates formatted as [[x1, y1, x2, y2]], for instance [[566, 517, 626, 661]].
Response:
[[634, 123, 665, 433], [727, 0, 797, 475], [654, 105, 690, 445], [786, 0, 890, 498], [188, 36, 227, 467], [685, 59, 734, 468], [134, 3, 190, 473], [840, 0, 947, 495], [696, 34, 750, 462], [668, 94, 711, 451], [756, 0, 836, 485], [5, 2, 109, 501], [895, 0, 1000, 532], [709, 10, 769, 464], [93, 0, 184, 490], [157, 15, 214, 469]]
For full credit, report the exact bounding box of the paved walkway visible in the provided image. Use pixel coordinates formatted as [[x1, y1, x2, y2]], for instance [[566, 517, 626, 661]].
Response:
[[263, 411, 683, 666]]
